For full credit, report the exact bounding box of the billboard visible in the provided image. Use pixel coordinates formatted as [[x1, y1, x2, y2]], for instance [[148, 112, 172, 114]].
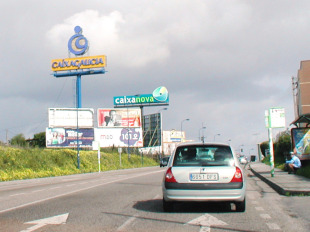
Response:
[[95, 128, 143, 148], [143, 113, 162, 147], [97, 108, 141, 128], [265, 107, 286, 128], [51, 55, 106, 72], [48, 108, 94, 128], [46, 128, 94, 148], [163, 130, 183, 143], [114, 86, 169, 107], [291, 127, 310, 160]]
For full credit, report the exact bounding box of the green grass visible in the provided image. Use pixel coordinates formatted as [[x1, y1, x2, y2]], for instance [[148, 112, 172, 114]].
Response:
[[262, 155, 310, 179], [0, 146, 158, 181]]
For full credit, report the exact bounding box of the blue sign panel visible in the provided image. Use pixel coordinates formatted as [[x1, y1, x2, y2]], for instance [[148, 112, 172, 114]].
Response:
[[68, 26, 89, 56], [46, 128, 94, 148]]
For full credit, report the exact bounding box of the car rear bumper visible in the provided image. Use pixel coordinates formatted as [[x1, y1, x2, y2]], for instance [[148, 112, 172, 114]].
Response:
[[163, 184, 246, 202], [165, 182, 243, 190]]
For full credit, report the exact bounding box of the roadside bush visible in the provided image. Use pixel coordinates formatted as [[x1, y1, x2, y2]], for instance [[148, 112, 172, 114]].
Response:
[[0, 146, 157, 181]]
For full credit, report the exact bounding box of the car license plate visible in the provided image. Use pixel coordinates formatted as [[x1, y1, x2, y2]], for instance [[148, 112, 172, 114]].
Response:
[[190, 173, 218, 181]]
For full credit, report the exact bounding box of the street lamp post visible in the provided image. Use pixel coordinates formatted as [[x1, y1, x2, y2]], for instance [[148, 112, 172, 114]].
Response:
[[214, 133, 221, 141], [199, 126, 206, 143], [158, 108, 168, 157], [239, 144, 244, 154], [181, 118, 190, 142]]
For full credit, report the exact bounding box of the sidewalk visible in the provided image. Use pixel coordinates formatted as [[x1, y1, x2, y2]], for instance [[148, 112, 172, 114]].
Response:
[[249, 162, 310, 196]]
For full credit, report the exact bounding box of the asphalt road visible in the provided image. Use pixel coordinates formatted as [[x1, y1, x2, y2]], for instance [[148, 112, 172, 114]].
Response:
[[0, 166, 309, 232]]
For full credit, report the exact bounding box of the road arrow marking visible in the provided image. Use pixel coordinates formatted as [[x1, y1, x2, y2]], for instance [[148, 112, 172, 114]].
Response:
[[187, 214, 227, 232], [20, 213, 69, 232]]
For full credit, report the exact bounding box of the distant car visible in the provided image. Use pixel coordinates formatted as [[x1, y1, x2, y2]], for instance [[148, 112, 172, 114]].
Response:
[[239, 156, 248, 164], [162, 142, 246, 212], [160, 156, 170, 167]]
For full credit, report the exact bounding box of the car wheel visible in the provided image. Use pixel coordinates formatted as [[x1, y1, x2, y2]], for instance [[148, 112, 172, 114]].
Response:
[[235, 197, 246, 212], [163, 198, 174, 212]]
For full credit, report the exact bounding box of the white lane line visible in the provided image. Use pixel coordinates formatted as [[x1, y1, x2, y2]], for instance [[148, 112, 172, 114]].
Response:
[[266, 222, 281, 230], [10, 193, 26, 197], [31, 189, 45, 193], [0, 169, 164, 214], [153, 194, 161, 200], [117, 215, 138, 232], [49, 187, 61, 190], [260, 214, 271, 219], [251, 201, 258, 205], [66, 184, 76, 187]]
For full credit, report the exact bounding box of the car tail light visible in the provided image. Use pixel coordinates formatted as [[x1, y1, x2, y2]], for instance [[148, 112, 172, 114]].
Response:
[[230, 167, 243, 182], [165, 167, 177, 183]]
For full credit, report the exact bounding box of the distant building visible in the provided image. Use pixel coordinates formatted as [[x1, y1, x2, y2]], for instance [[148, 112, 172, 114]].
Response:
[[294, 60, 310, 117]]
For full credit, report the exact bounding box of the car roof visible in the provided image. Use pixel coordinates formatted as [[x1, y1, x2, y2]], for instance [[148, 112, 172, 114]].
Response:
[[174, 142, 231, 148]]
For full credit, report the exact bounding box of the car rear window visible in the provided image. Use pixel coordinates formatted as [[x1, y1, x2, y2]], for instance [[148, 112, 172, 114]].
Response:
[[172, 145, 234, 167]]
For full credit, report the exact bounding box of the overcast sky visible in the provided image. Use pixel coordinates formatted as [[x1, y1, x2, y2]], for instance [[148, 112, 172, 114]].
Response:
[[1, 0, 309, 155]]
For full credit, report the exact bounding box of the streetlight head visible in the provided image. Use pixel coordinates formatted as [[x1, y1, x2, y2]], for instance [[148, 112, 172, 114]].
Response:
[[186, 118, 190, 121]]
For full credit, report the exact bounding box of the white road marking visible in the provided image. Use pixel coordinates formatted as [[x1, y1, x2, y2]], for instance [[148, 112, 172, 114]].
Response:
[[20, 213, 69, 232], [31, 189, 45, 193], [255, 206, 264, 211], [117, 215, 138, 232], [152, 194, 161, 200], [0, 169, 164, 214], [66, 184, 76, 187], [266, 222, 281, 230], [260, 214, 271, 219], [49, 187, 61, 190], [10, 193, 26, 197], [187, 214, 227, 232], [251, 200, 258, 205]]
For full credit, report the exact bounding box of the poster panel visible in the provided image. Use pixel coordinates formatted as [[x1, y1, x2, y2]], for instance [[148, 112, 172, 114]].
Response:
[[95, 128, 143, 148], [269, 107, 285, 128], [46, 128, 94, 148], [48, 108, 94, 128], [97, 108, 141, 128], [291, 128, 310, 160]]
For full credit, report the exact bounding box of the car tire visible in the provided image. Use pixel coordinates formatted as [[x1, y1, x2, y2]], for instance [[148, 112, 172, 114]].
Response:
[[235, 197, 246, 212], [163, 198, 174, 212]]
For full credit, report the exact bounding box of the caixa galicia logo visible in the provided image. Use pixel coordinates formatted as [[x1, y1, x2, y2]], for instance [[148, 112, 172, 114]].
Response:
[[68, 26, 89, 56]]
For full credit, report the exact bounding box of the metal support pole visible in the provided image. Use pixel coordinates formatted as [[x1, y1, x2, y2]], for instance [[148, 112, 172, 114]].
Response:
[[76, 74, 82, 108], [77, 107, 80, 169], [269, 127, 274, 177], [76, 74, 81, 169]]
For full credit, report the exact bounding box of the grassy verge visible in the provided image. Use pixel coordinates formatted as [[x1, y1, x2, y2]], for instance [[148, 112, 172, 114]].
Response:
[[0, 146, 158, 181], [261, 155, 310, 178]]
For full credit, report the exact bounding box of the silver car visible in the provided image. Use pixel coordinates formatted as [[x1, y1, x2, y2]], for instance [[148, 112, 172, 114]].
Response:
[[162, 142, 246, 212]]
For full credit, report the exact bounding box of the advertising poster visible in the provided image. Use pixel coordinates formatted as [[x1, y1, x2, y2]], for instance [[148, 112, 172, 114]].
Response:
[[97, 108, 141, 128], [95, 128, 143, 148], [48, 108, 94, 128], [46, 128, 94, 148], [269, 107, 286, 128], [291, 128, 310, 160]]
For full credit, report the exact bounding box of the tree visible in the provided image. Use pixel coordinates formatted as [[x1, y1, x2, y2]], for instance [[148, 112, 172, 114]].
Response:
[[31, 132, 46, 148], [260, 141, 270, 158], [10, 134, 26, 147], [260, 130, 292, 164], [274, 131, 291, 163]]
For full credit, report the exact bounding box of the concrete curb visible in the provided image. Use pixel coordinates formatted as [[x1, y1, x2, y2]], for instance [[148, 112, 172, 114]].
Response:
[[249, 164, 310, 196], [249, 166, 286, 195]]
